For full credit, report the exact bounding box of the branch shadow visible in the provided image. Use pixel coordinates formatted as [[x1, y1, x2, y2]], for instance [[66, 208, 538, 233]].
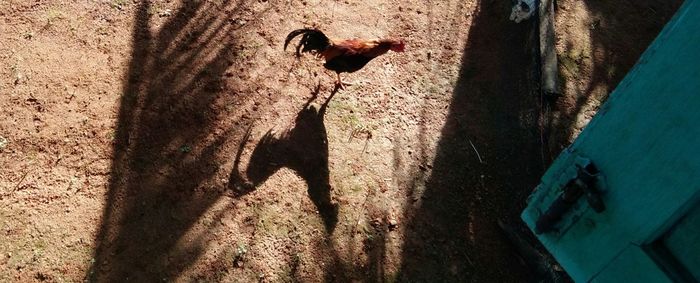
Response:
[[228, 85, 340, 232], [397, 0, 543, 281], [88, 0, 263, 281]]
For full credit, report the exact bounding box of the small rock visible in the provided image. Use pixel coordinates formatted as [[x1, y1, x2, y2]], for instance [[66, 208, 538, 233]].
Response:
[[0, 136, 7, 149], [14, 72, 24, 85], [371, 218, 382, 228], [158, 9, 172, 17], [388, 219, 398, 230]]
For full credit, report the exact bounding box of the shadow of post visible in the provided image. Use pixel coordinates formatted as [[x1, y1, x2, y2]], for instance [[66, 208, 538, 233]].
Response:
[[228, 86, 340, 232], [397, 0, 543, 281], [88, 0, 258, 281]]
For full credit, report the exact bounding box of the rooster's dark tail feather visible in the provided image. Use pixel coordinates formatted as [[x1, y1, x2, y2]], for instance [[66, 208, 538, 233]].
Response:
[[284, 28, 331, 57]]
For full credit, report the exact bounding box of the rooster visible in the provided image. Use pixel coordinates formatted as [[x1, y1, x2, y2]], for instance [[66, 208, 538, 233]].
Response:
[[284, 28, 405, 89]]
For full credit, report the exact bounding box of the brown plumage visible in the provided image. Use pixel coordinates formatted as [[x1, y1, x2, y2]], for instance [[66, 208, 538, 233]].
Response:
[[284, 28, 405, 89]]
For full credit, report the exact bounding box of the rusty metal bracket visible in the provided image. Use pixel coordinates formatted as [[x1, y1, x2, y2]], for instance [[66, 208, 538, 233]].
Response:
[[535, 161, 606, 234]]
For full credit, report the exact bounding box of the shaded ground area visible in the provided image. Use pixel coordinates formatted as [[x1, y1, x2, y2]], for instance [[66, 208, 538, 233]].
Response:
[[0, 0, 683, 281], [397, 0, 542, 281]]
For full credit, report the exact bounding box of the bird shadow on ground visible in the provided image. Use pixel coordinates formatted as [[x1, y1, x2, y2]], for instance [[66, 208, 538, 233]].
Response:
[[228, 85, 341, 232]]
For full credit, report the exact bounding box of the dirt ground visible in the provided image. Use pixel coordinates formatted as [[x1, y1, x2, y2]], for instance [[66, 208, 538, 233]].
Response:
[[0, 0, 682, 282]]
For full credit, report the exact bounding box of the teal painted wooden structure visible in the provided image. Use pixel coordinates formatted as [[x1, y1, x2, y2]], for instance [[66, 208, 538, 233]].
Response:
[[521, 0, 700, 281]]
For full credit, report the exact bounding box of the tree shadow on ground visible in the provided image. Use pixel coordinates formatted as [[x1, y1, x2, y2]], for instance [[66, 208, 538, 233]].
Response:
[[397, 0, 544, 281], [229, 85, 340, 232], [87, 0, 266, 281]]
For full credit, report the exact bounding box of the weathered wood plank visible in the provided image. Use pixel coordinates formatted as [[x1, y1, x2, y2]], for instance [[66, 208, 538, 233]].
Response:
[[539, 0, 559, 96]]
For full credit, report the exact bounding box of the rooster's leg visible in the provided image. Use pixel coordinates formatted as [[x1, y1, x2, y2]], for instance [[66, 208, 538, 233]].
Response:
[[335, 73, 353, 90], [335, 73, 344, 90]]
